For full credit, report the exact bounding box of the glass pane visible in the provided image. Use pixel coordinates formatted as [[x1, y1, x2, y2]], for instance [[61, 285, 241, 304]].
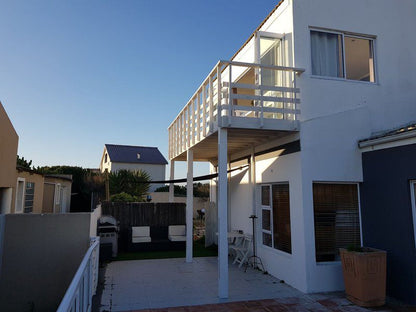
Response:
[[263, 232, 272, 247], [260, 37, 282, 86], [262, 209, 271, 231], [311, 31, 343, 78], [345, 36, 374, 82], [261, 185, 270, 206]]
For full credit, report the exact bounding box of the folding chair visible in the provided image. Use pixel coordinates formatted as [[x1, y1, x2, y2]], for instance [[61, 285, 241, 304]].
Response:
[[230, 234, 252, 268]]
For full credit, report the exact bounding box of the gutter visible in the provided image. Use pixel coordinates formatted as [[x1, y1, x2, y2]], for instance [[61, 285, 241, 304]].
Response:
[[358, 130, 416, 148]]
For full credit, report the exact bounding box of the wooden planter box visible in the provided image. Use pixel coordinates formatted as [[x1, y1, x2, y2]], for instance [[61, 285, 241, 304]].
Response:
[[340, 247, 387, 307]]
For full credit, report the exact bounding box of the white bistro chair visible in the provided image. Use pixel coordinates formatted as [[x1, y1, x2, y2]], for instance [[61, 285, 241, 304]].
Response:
[[230, 234, 253, 268]]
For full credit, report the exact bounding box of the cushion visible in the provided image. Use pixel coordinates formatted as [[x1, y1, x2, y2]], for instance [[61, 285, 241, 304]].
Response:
[[132, 236, 151, 243], [168, 225, 186, 236], [168, 235, 186, 242], [132, 226, 150, 237]]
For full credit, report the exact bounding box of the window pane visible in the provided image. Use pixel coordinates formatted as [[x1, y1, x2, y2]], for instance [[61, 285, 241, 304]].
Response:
[[313, 183, 361, 262], [263, 233, 272, 247], [24, 182, 35, 213], [272, 184, 291, 253], [261, 185, 270, 206], [260, 37, 282, 87], [311, 31, 343, 78], [262, 209, 271, 231], [345, 36, 374, 82]]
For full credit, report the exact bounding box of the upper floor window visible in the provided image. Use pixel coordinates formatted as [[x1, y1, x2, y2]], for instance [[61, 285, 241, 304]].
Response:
[[311, 30, 375, 82]]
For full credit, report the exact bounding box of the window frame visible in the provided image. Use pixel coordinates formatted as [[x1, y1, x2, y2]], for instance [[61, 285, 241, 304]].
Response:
[[409, 181, 416, 249], [260, 182, 292, 255], [310, 28, 377, 84], [312, 181, 363, 263], [15, 177, 25, 214]]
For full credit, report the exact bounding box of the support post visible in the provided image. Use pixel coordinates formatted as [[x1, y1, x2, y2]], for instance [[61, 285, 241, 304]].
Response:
[[169, 161, 175, 203], [186, 150, 194, 263], [218, 128, 228, 298]]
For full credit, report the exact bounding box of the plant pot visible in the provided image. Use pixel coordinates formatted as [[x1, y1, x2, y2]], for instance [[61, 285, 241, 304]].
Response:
[[340, 247, 386, 307]]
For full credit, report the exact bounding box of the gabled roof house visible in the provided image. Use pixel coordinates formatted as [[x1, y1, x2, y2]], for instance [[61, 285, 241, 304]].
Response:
[[100, 144, 168, 192], [167, 0, 416, 305]]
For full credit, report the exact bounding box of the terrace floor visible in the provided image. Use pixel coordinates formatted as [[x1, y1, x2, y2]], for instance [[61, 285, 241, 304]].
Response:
[[96, 257, 414, 312]]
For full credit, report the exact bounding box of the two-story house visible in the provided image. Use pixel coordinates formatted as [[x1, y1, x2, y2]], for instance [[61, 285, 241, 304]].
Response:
[[167, 0, 416, 305], [99, 144, 168, 192]]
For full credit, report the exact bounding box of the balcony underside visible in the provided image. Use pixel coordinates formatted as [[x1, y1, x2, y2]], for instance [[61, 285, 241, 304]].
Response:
[[172, 128, 297, 163]]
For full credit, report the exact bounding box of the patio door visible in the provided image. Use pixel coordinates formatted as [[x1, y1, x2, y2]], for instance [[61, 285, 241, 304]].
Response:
[[261, 185, 273, 247], [255, 31, 285, 119]]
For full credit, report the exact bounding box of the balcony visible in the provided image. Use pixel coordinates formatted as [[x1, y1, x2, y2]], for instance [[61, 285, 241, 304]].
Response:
[[168, 60, 304, 161]]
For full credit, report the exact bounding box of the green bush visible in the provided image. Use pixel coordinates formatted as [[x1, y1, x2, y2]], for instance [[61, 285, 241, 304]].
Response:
[[110, 192, 141, 202]]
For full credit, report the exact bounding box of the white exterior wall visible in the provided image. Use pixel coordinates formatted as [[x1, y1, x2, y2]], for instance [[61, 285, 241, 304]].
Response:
[[225, 0, 416, 295], [291, 0, 416, 293], [110, 162, 166, 192]]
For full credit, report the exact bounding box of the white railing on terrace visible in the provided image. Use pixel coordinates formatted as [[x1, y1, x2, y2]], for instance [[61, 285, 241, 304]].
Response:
[[168, 60, 304, 160], [57, 237, 100, 312]]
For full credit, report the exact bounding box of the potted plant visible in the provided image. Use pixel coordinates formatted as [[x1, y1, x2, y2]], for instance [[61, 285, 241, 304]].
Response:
[[340, 246, 387, 307]]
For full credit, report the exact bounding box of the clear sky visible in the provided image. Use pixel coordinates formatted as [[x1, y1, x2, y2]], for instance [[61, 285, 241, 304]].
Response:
[[0, 0, 278, 179]]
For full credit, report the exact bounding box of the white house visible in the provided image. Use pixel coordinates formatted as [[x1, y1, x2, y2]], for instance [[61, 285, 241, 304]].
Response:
[[167, 0, 416, 304], [100, 144, 168, 192]]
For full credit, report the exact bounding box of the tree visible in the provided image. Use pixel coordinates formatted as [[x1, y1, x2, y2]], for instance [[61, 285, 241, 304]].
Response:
[[109, 169, 150, 200], [17, 155, 32, 169]]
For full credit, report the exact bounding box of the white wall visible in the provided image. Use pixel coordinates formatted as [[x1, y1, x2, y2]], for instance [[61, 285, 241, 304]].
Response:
[[110, 162, 166, 192], [291, 0, 416, 293]]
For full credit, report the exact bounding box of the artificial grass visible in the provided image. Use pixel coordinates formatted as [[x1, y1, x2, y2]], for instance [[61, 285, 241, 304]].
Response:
[[114, 237, 218, 261]]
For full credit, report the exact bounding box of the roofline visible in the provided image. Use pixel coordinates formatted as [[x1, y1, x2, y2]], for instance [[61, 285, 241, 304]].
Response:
[[359, 129, 416, 149], [230, 0, 285, 61], [0, 101, 19, 139], [105, 143, 161, 149]]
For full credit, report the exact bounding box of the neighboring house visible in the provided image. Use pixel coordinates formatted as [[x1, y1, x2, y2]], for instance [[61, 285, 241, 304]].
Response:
[[12, 169, 72, 214], [167, 0, 416, 305], [43, 174, 72, 213], [99, 144, 168, 192], [0, 102, 18, 214]]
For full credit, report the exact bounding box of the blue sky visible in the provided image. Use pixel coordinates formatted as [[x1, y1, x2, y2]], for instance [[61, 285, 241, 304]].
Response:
[[0, 0, 277, 179]]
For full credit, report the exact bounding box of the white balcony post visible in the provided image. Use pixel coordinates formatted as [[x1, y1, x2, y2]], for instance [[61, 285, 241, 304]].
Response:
[[218, 127, 228, 298], [169, 161, 175, 203], [186, 150, 194, 263]]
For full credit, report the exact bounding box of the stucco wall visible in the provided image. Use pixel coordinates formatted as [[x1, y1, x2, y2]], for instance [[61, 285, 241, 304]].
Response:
[[0, 213, 91, 311], [0, 103, 18, 189], [288, 0, 416, 293], [11, 171, 45, 214]]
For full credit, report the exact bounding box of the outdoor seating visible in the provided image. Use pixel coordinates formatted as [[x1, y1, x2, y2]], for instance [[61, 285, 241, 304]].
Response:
[[131, 226, 151, 243], [228, 230, 244, 256], [230, 234, 253, 268], [168, 225, 186, 242]]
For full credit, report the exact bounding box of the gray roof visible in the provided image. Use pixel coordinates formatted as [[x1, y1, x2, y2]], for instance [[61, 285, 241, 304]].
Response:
[[105, 144, 168, 165]]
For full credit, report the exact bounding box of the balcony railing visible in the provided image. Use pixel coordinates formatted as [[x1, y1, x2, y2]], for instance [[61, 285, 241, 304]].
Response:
[[57, 237, 100, 312], [168, 60, 304, 160]]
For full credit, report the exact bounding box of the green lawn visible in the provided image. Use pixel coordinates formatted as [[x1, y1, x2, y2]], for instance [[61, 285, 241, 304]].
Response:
[[114, 237, 218, 261]]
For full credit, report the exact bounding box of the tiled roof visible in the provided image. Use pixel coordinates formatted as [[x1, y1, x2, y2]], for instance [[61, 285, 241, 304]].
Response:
[[105, 144, 168, 165], [359, 123, 416, 145]]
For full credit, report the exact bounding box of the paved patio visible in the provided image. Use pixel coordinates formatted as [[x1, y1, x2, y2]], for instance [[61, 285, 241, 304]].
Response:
[[97, 257, 414, 312]]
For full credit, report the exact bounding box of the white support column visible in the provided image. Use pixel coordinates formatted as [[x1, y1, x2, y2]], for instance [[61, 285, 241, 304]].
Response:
[[169, 161, 175, 203], [250, 146, 256, 215], [218, 127, 228, 298], [186, 150, 194, 263]]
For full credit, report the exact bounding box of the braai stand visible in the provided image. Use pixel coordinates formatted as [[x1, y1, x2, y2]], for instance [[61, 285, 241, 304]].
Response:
[[245, 215, 265, 272]]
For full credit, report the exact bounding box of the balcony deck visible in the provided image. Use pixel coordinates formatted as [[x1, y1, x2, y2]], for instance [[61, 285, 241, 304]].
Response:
[[168, 60, 304, 162]]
